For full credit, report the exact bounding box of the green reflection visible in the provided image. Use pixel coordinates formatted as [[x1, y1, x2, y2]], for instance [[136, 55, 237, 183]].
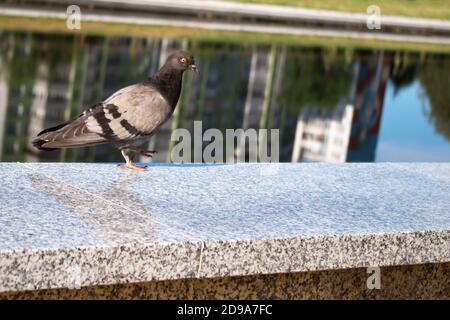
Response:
[[0, 30, 449, 163]]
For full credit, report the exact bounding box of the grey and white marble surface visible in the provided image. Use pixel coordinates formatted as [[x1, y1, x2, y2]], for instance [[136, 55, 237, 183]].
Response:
[[0, 163, 449, 292]]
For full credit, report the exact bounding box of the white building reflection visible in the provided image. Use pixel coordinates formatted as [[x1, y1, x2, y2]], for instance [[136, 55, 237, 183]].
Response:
[[291, 102, 354, 163], [291, 52, 389, 163]]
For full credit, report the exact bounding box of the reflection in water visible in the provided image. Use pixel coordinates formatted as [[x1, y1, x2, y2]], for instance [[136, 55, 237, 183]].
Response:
[[0, 31, 449, 163], [29, 172, 156, 243], [420, 57, 450, 141]]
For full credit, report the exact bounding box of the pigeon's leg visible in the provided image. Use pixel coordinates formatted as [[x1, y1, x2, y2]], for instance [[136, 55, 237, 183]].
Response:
[[130, 148, 158, 158], [118, 149, 146, 171]]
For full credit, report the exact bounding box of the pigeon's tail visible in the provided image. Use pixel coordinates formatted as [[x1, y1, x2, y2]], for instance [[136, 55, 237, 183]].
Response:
[[32, 120, 107, 151], [32, 138, 58, 151]]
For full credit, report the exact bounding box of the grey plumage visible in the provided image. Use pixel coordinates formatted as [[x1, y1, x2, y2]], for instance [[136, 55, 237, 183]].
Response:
[[32, 50, 197, 170]]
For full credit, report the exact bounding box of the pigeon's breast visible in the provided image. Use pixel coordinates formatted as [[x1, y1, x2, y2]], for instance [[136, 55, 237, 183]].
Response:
[[124, 93, 172, 135]]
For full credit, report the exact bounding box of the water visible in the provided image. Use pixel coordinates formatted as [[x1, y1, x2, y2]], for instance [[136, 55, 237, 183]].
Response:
[[0, 30, 449, 163]]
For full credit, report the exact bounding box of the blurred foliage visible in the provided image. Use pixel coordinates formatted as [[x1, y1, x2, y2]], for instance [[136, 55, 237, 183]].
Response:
[[281, 48, 351, 111], [420, 56, 450, 140], [235, 0, 450, 20], [2, 16, 450, 54], [390, 52, 420, 96]]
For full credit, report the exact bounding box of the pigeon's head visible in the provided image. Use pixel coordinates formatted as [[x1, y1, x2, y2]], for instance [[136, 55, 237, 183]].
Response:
[[166, 50, 198, 74]]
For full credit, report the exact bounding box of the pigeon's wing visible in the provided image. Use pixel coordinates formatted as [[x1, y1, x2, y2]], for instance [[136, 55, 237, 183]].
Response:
[[86, 82, 172, 141], [32, 104, 108, 150]]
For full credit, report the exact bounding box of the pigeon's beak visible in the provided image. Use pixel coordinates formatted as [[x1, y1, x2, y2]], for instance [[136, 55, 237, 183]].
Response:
[[189, 64, 198, 74]]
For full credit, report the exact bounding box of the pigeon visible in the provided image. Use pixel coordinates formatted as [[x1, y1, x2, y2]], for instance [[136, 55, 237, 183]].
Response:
[[32, 50, 197, 171]]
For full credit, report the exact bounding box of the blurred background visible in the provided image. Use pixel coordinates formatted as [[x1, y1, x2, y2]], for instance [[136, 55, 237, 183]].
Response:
[[0, 0, 449, 163]]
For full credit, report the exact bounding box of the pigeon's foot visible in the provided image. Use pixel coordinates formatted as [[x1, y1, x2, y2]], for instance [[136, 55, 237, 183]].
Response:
[[132, 148, 157, 158], [117, 163, 147, 171], [119, 149, 147, 171]]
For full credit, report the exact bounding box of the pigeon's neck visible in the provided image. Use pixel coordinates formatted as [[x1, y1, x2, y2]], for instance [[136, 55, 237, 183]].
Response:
[[151, 67, 184, 109]]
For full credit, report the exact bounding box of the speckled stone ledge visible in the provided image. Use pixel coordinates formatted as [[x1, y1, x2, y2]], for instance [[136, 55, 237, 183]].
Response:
[[2, 262, 448, 299], [0, 163, 449, 293]]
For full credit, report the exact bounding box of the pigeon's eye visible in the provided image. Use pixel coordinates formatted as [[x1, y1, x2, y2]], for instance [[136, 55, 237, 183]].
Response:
[[180, 57, 187, 63]]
